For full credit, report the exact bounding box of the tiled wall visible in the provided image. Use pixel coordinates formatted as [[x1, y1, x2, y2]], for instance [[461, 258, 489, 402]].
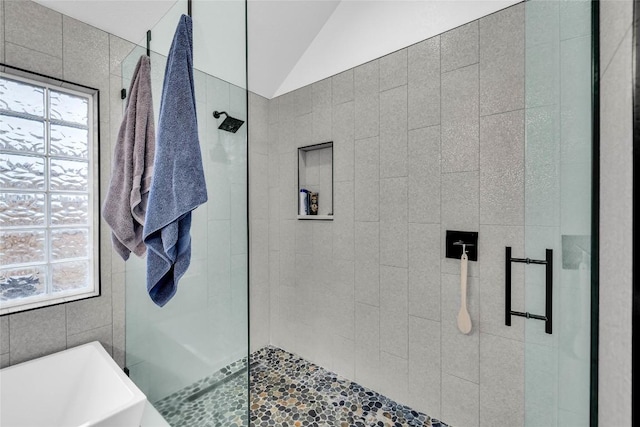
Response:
[[598, 0, 633, 425], [0, 0, 134, 368], [265, 4, 527, 426]]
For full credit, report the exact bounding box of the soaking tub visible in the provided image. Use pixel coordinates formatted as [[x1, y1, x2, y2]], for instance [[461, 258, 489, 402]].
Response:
[[0, 341, 147, 427]]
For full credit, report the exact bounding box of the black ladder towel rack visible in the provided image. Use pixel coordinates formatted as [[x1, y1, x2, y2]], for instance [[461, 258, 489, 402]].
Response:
[[505, 247, 553, 334]]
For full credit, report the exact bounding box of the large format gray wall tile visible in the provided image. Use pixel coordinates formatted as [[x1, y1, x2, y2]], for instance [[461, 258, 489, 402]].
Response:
[[599, 4, 633, 424], [525, 0, 559, 48], [333, 181, 355, 261], [278, 151, 296, 220], [380, 177, 408, 268], [380, 85, 408, 178], [62, 16, 109, 89], [0, 316, 8, 355], [269, 251, 280, 344], [560, 36, 592, 165], [4, 43, 63, 79], [441, 64, 479, 173], [293, 85, 312, 117], [355, 60, 379, 139], [278, 95, 295, 153], [4, 0, 62, 58], [408, 316, 441, 419], [313, 78, 332, 143], [354, 136, 380, 221], [560, 0, 591, 41], [599, 0, 633, 76], [479, 109, 524, 226], [333, 335, 355, 379], [9, 305, 67, 365], [111, 272, 126, 367], [269, 97, 279, 124], [295, 221, 313, 255], [380, 350, 409, 405], [0, 0, 5, 62], [479, 334, 524, 427], [249, 92, 270, 156], [295, 113, 312, 147], [109, 35, 134, 77], [442, 373, 479, 427], [524, 105, 560, 227], [479, 4, 525, 116], [408, 37, 440, 130], [67, 325, 113, 355], [66, 285, 113, 336], [441, 273, 479, 383], [1, 353, 9, 369], [332, 69, 354, 105], [408, 126, 440, 224], [355, 221, 380, 307], [251, 219, 270, 283], [409, 223, 440, 321], [525, 40, 559, 109], [380, 266, 408, 359], [441, 21, 479, 73], [524, 342, 558, 426], [333, 101, 355, 182], [250, 153, 270, 222], [313, 221, 333, 260], [355, 302, 381, 391], [279, 220, 296, 288], [330, 259, 355, 340], [440, 171, 479, 277], [380, 48, 407, 92]]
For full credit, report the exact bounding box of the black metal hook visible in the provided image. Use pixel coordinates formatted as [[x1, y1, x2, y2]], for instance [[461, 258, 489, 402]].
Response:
[[188, 0, 192, 17], [146, 30, 151, 57]]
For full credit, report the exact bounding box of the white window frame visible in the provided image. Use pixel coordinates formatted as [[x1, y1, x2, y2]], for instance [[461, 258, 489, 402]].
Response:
[[0, 69, 100, 315]]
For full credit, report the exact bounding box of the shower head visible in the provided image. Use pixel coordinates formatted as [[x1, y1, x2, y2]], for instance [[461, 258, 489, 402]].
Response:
[[213, 111, 244, 133]]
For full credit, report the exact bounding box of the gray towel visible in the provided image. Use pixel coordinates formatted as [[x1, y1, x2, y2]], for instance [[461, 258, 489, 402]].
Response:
[[102, 55, 155, 261], [143, 15, 207, 307]]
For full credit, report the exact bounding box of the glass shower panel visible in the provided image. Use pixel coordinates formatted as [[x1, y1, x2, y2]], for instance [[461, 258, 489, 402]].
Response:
[[524, 0, 592, 425], [120, 0, 248, 425]]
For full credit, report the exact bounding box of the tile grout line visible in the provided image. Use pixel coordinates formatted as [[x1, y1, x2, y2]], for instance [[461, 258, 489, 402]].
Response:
[[477, 16, 482, 425], [374, 59, 382, 389], [349, 68, 357, 378], [405, 48, 410, 386], [438, 31, 444, 422]]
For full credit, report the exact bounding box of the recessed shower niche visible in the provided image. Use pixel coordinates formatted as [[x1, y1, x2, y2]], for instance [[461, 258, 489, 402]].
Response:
[[297, 142, 333, 220]]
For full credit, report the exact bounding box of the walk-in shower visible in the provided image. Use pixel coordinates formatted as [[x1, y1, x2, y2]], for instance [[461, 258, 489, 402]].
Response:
[[120, 0, 249, 422], [119, 0, 597, 426]]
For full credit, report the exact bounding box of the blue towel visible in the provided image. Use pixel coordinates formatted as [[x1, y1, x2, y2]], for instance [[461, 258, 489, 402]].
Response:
[[143, 14, 207, 307]]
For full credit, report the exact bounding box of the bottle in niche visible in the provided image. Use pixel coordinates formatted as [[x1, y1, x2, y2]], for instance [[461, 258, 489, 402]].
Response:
[[299, 189, 310, 215], [309, 192, 318, 215]]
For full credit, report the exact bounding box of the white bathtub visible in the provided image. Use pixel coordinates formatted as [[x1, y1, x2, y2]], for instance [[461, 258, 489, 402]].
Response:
[[0, 341, 147, 427]]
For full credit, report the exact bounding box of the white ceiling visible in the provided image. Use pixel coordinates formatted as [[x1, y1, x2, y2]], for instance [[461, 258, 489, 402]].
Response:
[[32, 0, 179, 45], [32, 0, 519, 99]]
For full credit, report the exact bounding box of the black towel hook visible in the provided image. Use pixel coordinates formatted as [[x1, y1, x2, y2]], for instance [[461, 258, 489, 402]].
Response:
[[146, 30, 151, 57], [188, 0, 192, 17]]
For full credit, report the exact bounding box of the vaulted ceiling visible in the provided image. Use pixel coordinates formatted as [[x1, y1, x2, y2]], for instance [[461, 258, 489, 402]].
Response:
[[32, 0, 519, 99]]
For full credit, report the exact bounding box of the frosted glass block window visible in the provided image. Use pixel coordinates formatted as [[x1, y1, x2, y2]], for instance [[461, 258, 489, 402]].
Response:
[[0, 72, 99, 314]]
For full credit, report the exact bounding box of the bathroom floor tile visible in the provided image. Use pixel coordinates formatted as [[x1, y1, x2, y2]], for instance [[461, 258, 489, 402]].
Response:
[[154, 346, 447, 427]]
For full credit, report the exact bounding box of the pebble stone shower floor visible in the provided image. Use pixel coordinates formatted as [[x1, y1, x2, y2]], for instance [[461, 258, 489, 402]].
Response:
[[154, 346, 448, 427]]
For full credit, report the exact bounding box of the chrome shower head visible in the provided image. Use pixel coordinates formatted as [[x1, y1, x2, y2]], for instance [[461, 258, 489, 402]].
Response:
[[213, 111, 244, 133]]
